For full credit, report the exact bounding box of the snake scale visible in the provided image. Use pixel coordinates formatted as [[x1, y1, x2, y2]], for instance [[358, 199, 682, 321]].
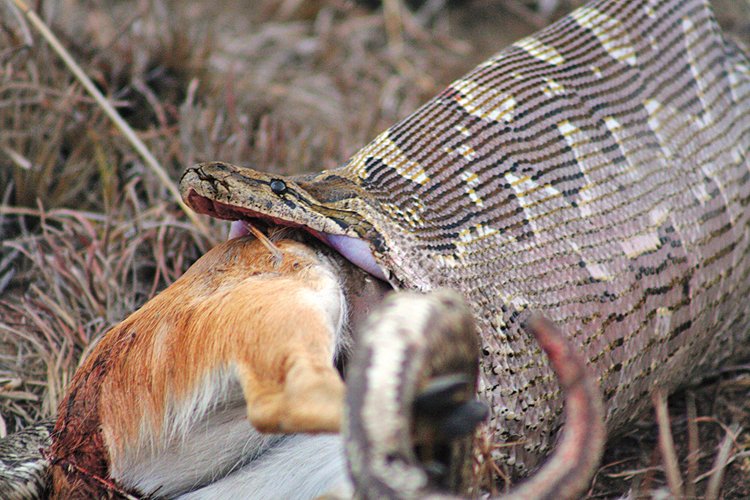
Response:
[[181, 0, 750, 477]]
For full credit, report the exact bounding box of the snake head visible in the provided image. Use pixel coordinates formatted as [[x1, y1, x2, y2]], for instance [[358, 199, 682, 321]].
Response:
[[180, 162, 396, 282]]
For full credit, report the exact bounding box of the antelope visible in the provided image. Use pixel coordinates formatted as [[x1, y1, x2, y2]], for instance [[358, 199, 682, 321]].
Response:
[[48, 229, 389, 499]]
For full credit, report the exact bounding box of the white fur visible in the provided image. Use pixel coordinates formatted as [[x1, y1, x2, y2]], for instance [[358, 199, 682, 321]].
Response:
[[113, 368, 351, 499], [112, 373, 277, 497], [294, 256, 348, 358], [177, 434, 351, 500]]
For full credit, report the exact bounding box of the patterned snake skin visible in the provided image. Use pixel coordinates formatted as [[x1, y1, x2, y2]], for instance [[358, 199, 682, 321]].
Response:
[[181, 0, 750, 474], [0, 421, 52, 499]]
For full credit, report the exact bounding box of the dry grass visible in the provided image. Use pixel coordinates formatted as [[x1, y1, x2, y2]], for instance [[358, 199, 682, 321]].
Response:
[[1, 0, 748, 497]]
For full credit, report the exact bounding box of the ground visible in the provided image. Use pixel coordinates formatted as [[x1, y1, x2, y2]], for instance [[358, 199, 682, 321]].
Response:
[[0, 0, 748, 497]]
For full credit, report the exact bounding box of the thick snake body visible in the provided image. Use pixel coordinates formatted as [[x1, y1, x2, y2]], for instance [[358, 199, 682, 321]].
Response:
[[181, 0, 750, 474], [2, 0, 748, 497]]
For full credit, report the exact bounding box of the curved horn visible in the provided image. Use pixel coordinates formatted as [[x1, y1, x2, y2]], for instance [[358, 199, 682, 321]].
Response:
[[344, 291, 605, 500]]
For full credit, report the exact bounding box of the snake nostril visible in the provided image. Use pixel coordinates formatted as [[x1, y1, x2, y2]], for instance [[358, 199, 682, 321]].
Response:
[[270, 179, 287, 195]]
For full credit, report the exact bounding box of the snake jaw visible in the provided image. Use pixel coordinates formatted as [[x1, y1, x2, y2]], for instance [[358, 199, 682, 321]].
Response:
[[228, 219, 387, 280], [184, 187, 389, 281]]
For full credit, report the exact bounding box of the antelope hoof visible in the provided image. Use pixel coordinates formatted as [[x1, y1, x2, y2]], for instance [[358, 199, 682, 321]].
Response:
[[414, 374, 488, 440]]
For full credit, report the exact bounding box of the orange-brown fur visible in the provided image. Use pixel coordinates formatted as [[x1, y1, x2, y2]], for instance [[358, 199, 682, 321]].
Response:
[[49, 235, 372, 498]]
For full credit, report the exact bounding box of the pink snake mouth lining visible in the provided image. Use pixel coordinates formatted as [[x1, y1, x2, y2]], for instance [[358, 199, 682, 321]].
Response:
[[187, 190, 388, 281]]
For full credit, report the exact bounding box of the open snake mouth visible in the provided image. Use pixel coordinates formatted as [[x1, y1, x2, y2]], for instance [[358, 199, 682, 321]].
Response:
[[186, 191, 388, 281]]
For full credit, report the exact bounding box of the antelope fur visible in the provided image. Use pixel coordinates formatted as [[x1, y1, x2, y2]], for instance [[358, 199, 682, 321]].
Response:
[[49, 235, 386, 498]]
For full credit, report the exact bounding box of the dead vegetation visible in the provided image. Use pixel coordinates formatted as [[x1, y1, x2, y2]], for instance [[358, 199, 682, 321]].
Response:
[[0, 0, 748, 497]]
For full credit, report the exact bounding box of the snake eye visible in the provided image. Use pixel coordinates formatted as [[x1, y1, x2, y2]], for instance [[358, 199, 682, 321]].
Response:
[[270, 179, 287, 195]]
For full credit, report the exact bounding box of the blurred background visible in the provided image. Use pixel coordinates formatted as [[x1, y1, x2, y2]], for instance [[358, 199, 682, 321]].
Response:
[[1, 0, 749, 496]]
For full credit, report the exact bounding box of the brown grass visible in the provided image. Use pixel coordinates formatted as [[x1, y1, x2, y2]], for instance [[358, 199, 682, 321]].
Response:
[[1, 0, 748, 497]]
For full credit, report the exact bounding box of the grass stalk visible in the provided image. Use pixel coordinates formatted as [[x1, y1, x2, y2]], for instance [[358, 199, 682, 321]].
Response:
[[8, 0, 211, 237]]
